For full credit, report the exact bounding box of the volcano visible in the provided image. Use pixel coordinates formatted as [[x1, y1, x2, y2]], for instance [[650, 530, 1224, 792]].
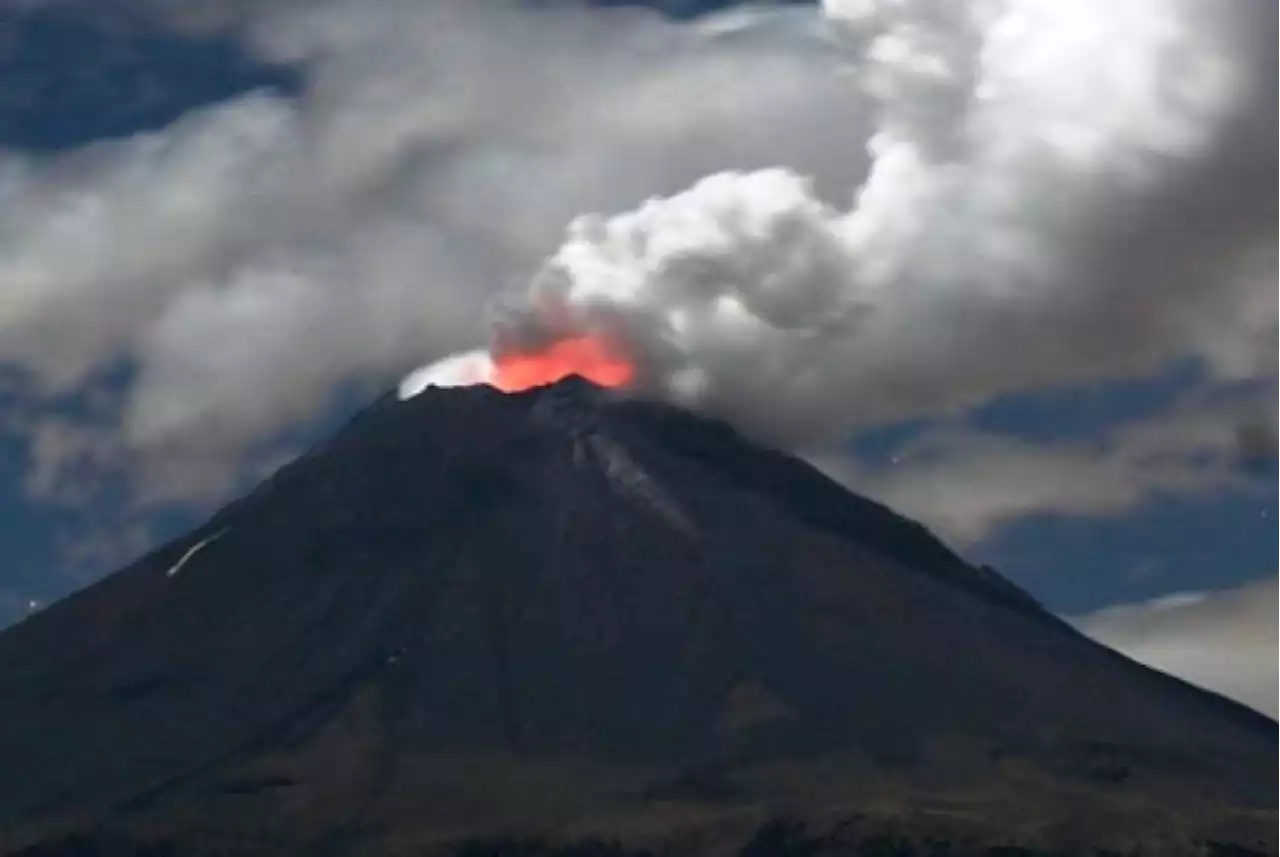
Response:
[[0, 377, 1274, 856]]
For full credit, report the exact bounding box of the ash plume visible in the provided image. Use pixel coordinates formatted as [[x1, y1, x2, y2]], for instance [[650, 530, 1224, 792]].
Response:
[[3, 0, 1273, 513], [410, 0, 1277, 447]]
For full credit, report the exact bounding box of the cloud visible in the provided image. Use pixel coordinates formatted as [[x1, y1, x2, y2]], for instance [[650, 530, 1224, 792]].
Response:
[[810, 386, 1276, 545], [430, 0, 1277, 448], [1, 0, 864, 504], [1074, 576, 1278, 718], [3, 0, 1276, 522]]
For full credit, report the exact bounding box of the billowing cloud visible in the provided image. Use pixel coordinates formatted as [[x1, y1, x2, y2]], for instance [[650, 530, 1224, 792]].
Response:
[[1, 1, 863, 503], [1074, 576, 1278, 718], [3, 0, 1276, 526], [442, 0, 1276, 447]]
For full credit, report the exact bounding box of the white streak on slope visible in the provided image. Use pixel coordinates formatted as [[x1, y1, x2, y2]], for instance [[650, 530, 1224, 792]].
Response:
[[165, 528, 229, 578]]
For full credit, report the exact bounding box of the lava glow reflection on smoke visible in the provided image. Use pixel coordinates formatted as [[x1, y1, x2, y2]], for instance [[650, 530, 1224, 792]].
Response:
[[492, 335, 634, 392], [397, 335, 635, 399]]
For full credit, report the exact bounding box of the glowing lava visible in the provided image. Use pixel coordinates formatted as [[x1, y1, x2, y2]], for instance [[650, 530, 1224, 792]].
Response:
[[493, 335, 635, 392]]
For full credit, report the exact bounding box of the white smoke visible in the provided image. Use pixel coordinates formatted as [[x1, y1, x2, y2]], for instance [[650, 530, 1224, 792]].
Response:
[[3, 0, 1273, 524], [406, 0, 1276, 446], [3, 0, 864, 505]]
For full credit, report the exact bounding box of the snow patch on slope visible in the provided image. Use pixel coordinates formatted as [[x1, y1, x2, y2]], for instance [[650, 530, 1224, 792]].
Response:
[[165, 529, 229, 578]]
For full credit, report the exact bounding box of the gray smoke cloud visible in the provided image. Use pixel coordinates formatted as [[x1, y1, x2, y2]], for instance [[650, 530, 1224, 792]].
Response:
[[3, 0, 863, 505], [3, 0, 1275, 530], [409, 0, 1276, 448]]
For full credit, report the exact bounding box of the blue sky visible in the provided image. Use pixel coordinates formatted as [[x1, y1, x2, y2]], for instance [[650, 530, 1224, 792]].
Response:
[[0, 0, 1275, 711], [961, 366, 1276, 613]]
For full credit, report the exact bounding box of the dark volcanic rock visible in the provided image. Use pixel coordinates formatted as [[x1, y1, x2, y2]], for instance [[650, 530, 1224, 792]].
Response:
[[0, 378, 1273, 854]]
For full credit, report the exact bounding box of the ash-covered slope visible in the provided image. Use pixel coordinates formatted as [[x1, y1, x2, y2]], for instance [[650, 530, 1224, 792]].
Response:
[[0, 378, 1273, 853]]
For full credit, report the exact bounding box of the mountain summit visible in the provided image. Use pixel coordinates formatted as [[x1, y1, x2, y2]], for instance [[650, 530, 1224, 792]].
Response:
[[0, 377, 1274, 855]]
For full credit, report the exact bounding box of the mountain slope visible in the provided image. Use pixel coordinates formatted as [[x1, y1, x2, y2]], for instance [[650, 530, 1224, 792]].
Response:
[[0, 378, 1273, 854]]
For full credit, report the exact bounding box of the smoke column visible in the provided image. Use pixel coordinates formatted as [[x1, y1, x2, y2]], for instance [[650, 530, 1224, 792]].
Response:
[[401, 0, 1275, 446]]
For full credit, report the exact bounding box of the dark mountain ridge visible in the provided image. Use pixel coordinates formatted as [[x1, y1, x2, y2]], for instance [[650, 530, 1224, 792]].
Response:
[[0, 377, 1273, 855]]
